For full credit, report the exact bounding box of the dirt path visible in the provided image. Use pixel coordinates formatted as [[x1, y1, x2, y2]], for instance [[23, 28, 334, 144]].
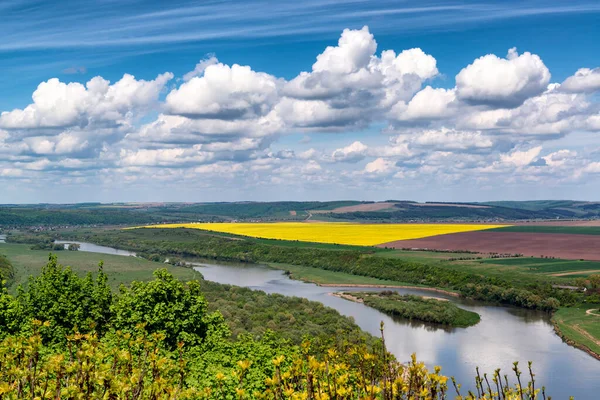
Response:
[[551, 269, 600, 276], [586, 309, 600, 316], [573, 324, 600, 347]]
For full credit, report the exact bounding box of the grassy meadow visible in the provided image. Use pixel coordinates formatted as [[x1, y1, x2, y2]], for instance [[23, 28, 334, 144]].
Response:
[[138, 222, 507, 246], [473, 257, 600, 278], [552, 306, 600, 357], [0, 243, 199, 292]]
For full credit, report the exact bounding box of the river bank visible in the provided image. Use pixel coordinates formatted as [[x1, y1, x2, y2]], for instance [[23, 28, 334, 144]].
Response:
[[3, 237, 598, 398], [332, 291, 480, 327], [552, 307, 600, 361], [321, 283, 460, 297]]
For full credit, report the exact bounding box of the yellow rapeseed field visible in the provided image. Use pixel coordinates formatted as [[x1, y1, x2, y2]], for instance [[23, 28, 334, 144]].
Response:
[[140, 222, 507, 246]]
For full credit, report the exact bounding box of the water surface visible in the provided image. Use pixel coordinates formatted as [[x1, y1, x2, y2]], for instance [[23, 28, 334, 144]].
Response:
[[195, 262, 600, 399], [54, 240, 137, 257]]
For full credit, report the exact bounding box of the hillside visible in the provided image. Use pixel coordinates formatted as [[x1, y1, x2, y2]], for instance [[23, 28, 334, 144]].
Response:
[[1, 200, 600, 227]]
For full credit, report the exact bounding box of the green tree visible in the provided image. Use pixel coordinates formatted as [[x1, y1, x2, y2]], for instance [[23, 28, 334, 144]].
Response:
[[112, 269, 226, 349], [15, 254, 113, 343]]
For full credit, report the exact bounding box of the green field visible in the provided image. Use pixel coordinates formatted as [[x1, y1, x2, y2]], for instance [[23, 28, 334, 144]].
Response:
[[492, 225, 600, 235], [477, 257, 600, 276], [377, 249, 479, 262], [0, 243, 199, 292], [552, 306, 600, 357]]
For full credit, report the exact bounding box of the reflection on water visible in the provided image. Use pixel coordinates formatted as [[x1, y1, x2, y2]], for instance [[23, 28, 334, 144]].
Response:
[[54, 241, 137, 257], [195, 262, 600, 400], [50, 243, 599, 399]]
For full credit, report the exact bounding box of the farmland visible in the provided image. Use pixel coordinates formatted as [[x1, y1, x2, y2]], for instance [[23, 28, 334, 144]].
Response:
[[382, 231, 600, 260], [139, 222, 506, 246]]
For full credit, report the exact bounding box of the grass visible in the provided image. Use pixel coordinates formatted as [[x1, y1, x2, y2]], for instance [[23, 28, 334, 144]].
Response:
[[0, 243, 200, 292], [137, 222, 507, 246], [376, 249, 479, 262], [477, 258, 600, 275], [492, 225, 600, 235], [552, 306, 600, 357], [268, 263, 431, 287]]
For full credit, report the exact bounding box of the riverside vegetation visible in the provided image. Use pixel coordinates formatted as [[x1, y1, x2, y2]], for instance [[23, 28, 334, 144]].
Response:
[[0, 254, 554, 399], [46, 228, 581, 311], [341, 291, 481, 328], [29, 227, 600, 359]]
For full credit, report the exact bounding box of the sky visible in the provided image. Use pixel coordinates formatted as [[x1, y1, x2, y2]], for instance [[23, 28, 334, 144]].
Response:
[[1, 0, 600, 204]]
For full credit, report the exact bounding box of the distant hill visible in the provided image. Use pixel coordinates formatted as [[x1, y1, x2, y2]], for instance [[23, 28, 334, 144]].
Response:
[[1, 200, 599, 227]]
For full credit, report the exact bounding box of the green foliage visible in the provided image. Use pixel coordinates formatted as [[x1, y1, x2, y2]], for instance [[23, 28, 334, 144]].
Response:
[[112, 269, 227, 348], [13, 254, 113, 342], [0, 323, 553, 399], [0, 256, 227, 349], [172, 201, 362, 219], [0, 208, 163, 227], [0, 255, 562, 398], [200, 279, 367, 344], [65, 228, 573, 310], [0, 254, 14, 281], [348, 291, 480, 327]]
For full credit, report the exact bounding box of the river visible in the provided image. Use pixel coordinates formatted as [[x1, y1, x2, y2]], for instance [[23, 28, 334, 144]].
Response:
[[52, 242, 600, 398]]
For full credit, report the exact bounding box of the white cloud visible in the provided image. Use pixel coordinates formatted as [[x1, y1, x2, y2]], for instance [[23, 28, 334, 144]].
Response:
[[500, 146, 542, 167], [183, 55, 219, 82], [542, 150, 577, 167], [166, 63, 280, 119], [455, 48, 550, 108], [391, 87, 456, 121], [312, 26, 377, 75], [1, 26, 600, 201], [0, 73, 172, 130], [364, 157, 395, 174], [282, 26, 438, 129], [561, 68, 600, 93], [402, 128, 494, 151], [331, 141, 368, 163]]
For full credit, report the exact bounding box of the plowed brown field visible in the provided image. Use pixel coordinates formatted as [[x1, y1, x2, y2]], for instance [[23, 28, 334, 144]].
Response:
[[379, 231, 600, 260]]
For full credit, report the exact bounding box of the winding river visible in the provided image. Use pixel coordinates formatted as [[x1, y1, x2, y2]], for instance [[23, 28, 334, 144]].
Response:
[[50, 242, 600, 398]]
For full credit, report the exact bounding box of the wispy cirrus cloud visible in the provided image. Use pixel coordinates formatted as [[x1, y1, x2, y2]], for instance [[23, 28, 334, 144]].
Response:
[[2, 0, 600, 51]]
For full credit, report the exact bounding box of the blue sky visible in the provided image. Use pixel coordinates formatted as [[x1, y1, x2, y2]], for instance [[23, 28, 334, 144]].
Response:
[[1, 0, 600, 203]]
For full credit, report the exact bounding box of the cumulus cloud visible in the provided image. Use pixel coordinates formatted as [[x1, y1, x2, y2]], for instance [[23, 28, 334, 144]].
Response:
[[364, 157, 396, 174], [2, 26, 600, 200], [500, 146, 542, 167], [183, 55, 219, 82], [561, 68, 600, 93], [391, 87, 456, 121], [0, 73, 172, 130], [455, 48, 550, 108], [331, 141, 368, 163], [396, 128, 494, 151], [282, 26, 438, 129], [166, 63, 280, 119]]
